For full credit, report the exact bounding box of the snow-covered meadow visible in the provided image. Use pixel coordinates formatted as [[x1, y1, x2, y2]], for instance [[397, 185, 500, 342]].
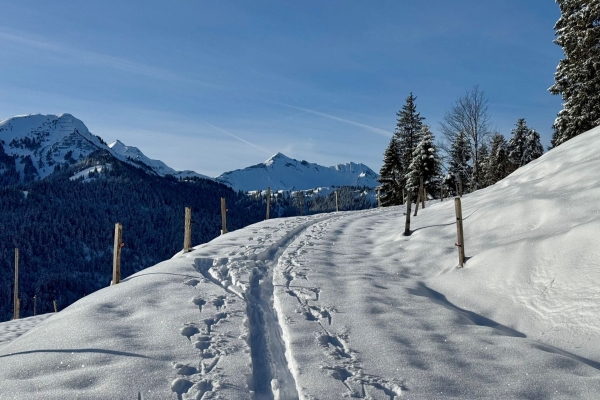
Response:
[[2, 126, 600, 399]]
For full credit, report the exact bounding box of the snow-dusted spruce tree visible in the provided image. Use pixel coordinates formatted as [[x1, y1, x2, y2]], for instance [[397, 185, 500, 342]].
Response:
[[522, 129, 544, 165], [395, 93, 425, 180], [448, 131, 472, 194], [484, 133, 510, 186], [406, 125, 439, 197], [378, 137, 404, 206], [549, 0, 600, 148], [440, 85, 491, 190], [507, 118, 529, 170], [475, 143, 489, 189]]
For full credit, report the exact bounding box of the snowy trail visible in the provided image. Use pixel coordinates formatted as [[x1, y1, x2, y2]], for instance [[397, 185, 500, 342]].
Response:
[[274, 205, 600, 399], [186, 214, 340, 399]]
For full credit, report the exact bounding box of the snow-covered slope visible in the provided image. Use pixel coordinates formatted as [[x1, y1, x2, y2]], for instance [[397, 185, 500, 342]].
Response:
[[3, 126, 600, 398], [0, 114, 213, 182], [0, 113, 111, 180], [108, 140, 212, 181], [216, 152, 379, 191]]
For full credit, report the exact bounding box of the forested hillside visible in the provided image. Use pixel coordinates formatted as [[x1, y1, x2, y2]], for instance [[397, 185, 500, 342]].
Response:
[[0, 151, 376, 322]]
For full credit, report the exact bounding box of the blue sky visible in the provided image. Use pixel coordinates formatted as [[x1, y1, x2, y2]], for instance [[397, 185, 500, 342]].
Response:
[[0, 1, 563, 177]]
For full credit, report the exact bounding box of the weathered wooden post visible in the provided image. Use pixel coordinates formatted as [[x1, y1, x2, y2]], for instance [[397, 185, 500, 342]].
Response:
[[112, 223, 122, 285], [377, 188, 381, 207], [53, 300, 58, 313], [335, 190, 339, 212], [33, 295, 37, 316], [404, 190, 412, 236], [184, 207, 192, 252], [266, 187, 271, 220], [221, 197, 228, 234], [14, 248, 19, 320], [420, 176, 426, 209], [454, 197, 465, 267]]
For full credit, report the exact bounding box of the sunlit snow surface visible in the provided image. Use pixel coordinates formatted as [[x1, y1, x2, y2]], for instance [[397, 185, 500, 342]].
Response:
[[2, 126, 600, 398]]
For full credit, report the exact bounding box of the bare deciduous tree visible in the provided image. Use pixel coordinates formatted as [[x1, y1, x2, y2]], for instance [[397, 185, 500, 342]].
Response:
[[440, 85, 491, 190]]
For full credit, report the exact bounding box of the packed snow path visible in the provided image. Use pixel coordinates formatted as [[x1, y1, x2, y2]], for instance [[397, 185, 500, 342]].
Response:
[[273, 207, 600, 398]]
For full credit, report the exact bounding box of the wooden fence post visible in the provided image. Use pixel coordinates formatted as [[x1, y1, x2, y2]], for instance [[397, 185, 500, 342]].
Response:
[[53, 300, 58, 313], [404, 190, 412, 236], [266, 187, 271, 220], [184, 207, 192, 252], [112, 223, 122, 285], [221, 197, 228, 234], [33, 295, 37, 316], [454, 197, 465, 267], [14, 248, 19, 320], [377, 188, 381, 207], [335, 190, 339, 212], [420, 176, 426, 209]]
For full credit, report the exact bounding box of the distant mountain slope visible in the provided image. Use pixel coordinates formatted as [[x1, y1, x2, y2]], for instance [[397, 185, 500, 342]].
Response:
[[108, 140, 212, 180], [0, 113, 110, 181], [0, 114, 212, 183], [216, 152, 379, 191]]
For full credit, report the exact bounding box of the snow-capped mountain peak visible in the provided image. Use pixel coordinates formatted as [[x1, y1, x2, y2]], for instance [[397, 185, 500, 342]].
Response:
[[217, 152, 379, 191]]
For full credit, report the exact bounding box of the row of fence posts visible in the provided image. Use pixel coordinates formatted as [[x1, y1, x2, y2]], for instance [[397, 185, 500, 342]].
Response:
[[13, 184, 448, 320], [12, 248, 59, 320], [402, 177, 466, 268]]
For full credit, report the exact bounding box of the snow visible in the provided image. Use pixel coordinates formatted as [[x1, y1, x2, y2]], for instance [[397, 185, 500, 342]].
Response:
[[69, 164, 111, 181], [2, 125, 600, 398], [108, 140, 212, 181], [217, 152, 379, 191]]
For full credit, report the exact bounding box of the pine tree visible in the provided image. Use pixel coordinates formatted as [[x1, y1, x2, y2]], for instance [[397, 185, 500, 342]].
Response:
[[485, 133, 510, 185], [406, 125, 439, 197], [522, 129, 544, 165], [378, 138, 403, 206], [476, 143, 489, 189], [394, 93, 425, 176], [549, 0, 600, 147], [449, 131, 472, 193], [507, 118, 529, 169]]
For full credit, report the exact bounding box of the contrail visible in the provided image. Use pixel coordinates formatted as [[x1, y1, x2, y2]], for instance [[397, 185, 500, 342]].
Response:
[[274, 102, 391, 138], [199, 119, 272, 155]]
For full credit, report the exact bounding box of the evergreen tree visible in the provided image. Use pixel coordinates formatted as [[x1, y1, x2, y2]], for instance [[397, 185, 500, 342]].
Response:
[[522, 129, 544, 165], [406, 125, 439, 196], [549, 0, 600, 147], [476, 143, 490, 189], [394, 93, 425, 176], [378, 138, 403, 206], [507, 118, 529, 169], [448, 131, 472, 193], [485, 133, 510, 185]]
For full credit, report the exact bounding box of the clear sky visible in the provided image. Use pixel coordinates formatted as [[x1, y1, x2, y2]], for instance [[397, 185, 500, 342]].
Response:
[[0, 1, 563, 177]]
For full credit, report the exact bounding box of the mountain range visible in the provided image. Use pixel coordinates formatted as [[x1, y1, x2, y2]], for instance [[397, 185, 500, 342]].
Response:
[[0, 113, 379, 190]]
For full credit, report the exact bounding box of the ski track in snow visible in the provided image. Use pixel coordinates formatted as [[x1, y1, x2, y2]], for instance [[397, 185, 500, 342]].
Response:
[[173, 213, 340, 399], [274, 209, 405, 399]]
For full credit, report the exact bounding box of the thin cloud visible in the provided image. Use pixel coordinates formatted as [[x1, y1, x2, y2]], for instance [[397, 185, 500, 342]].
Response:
[[0, 29, 213, 88], [274, 102, 391, 137], [199, 119, 272, 155]]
